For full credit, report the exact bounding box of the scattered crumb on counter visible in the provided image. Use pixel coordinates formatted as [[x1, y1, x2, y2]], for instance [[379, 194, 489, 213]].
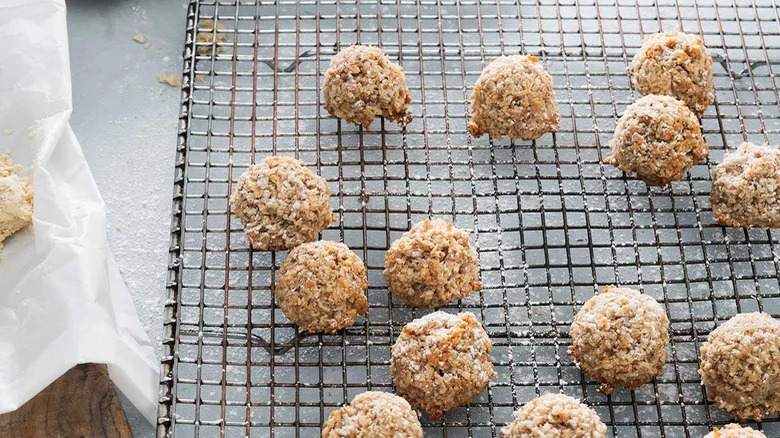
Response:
[[133, 34, 147, 44], [158, 73, 181, 87], [143, 41, 151, 49], [3, 129, 12, 136], [194, 74, 205, 82]]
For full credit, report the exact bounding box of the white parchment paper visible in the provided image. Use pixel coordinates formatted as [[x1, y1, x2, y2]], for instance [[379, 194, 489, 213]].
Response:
[[0, 0, 159, 424]]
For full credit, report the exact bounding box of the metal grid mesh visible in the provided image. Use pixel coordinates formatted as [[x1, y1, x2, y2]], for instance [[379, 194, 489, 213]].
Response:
[[158, 0, 780, 436]]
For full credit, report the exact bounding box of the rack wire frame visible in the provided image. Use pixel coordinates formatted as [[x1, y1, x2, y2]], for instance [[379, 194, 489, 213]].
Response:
[[158, 0, 780, 436]]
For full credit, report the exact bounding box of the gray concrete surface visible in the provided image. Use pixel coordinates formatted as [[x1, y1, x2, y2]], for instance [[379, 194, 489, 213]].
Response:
[[67, 0, 189, 436]]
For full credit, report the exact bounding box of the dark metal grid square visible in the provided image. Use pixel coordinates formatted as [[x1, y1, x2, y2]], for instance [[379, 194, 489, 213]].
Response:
[[159, 0, 780, 437]]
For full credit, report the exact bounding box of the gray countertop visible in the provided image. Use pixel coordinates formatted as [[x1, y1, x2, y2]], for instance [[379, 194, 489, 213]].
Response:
[[67, 0, 188, 436]]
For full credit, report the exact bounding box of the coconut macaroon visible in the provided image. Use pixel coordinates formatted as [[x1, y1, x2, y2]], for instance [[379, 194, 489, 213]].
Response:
[[323, 45, 412, 129], [274, 241, 367, 333], [390, 311, 496, 418], [0, 152, 33, 250], [710, 142, 780, 229], [699, 312, 780, 421], [703, 424, 767, 438], [605, 94, 708, 186], [468, 55, 560, 141], [501, 394, 607, 438], [630, 31, 714, 116], [568, 286, 670, 394], [321, 391, 423, 438], [384, 219, 481, 308], [230, 156, 334, 251]]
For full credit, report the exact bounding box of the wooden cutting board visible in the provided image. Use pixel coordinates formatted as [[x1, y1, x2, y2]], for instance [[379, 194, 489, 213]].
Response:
[[0, 364, 131, 438]]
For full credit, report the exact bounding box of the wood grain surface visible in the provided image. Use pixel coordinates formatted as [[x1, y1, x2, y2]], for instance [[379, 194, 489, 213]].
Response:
[[0, 363, 131, 438]]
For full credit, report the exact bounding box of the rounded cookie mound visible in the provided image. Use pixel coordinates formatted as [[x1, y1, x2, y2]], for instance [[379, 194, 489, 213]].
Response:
[[500, 394, 607, 438], [323, 45, 412, 129], [568, 286, 670, 394], [390, 311, 496, 418], [275, 241, 368, 333], [384, 219, 481, 308], [699, 312, 780, 421], [704, 424, 767, 438], [0, 152, 33, 249], [230, 156, 334, 251], [321, 391, 423, 438], [468, 55, 559, 141], [605, 94, 708, 186], [710, 142, 780, 229], [630, 31, 714, 116]]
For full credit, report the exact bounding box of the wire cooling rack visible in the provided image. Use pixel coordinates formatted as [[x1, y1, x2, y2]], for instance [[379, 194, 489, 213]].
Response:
[[158, 0, 780, 436]]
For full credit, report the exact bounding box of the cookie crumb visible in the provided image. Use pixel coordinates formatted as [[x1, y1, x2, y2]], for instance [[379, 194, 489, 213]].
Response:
[[196, 19, 227, 56], [132, 34, 147, 44], [26, 120, 42, 139], [158, 73, 182, 87]]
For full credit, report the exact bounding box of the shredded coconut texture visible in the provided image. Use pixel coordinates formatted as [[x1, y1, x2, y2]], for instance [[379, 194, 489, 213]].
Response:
[[230, 156, 334, 251], [384, 219, 481, 308], [0, 152, 33, 250], [699, 312, 780, 422], [390, 311, 496, 418], [321, 391, 423, 438], [275, 241, 367, 333], [630, 31, 714, 116], [710, 142, 780, 229], [605, 94, 708, 186], [568, 286, 670, 394], [500, 394, 607, 438], [323, 45, 412, 129], [468, 55, 560, 141], [704, 424, 767, 438]]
